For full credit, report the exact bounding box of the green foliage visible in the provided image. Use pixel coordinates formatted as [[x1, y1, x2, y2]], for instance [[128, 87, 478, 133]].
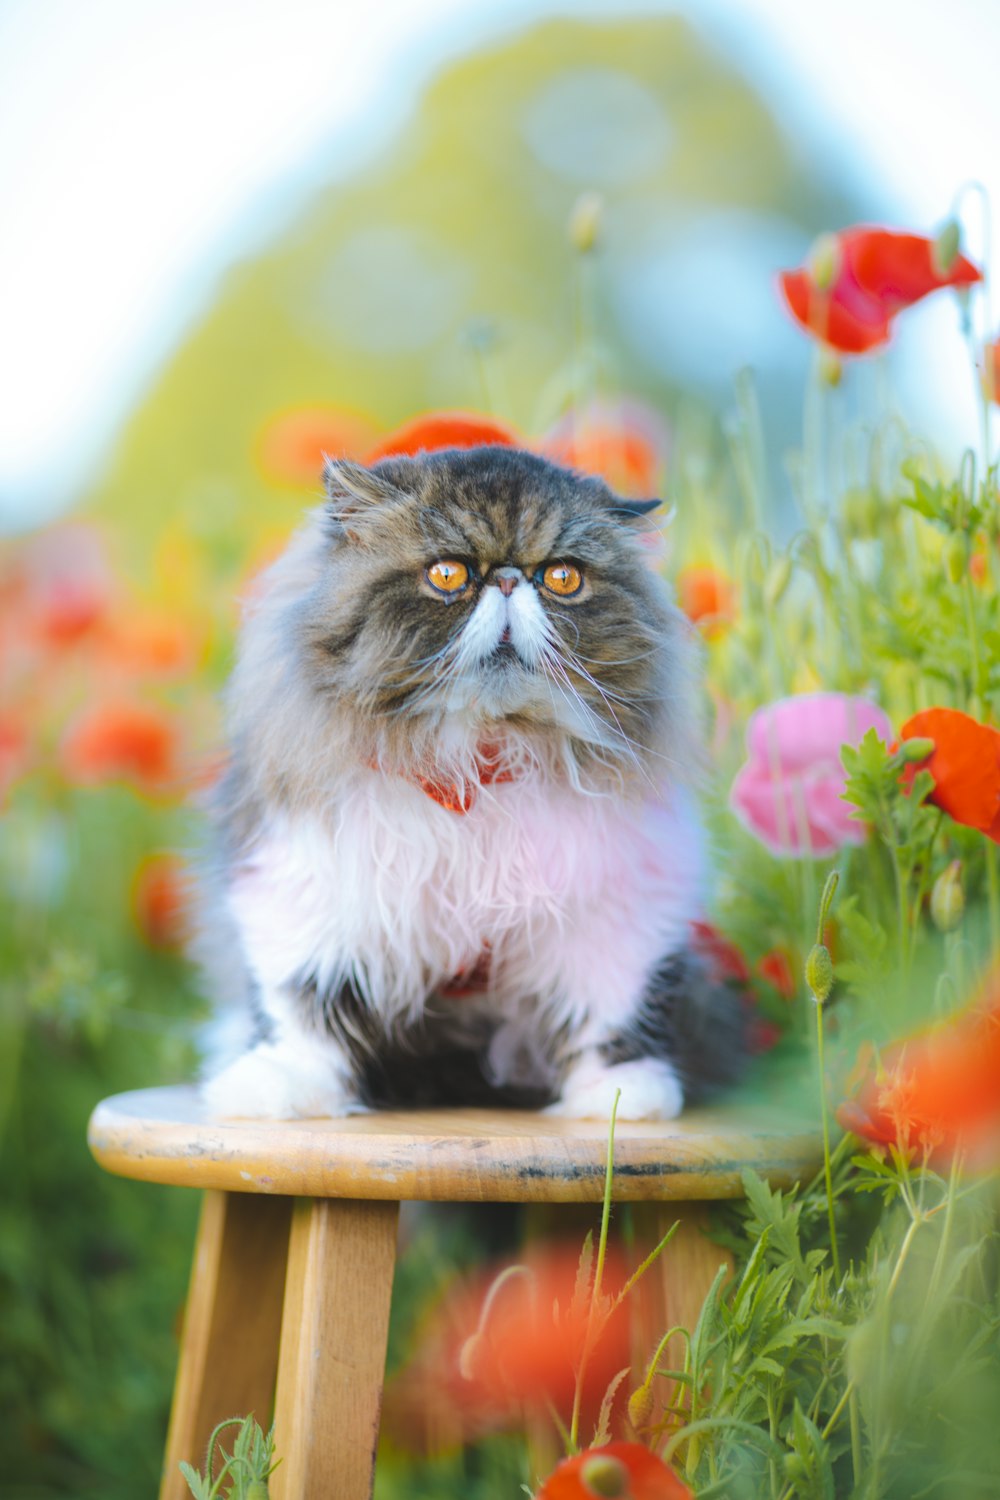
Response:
[[179, 1416, 277, 1500]]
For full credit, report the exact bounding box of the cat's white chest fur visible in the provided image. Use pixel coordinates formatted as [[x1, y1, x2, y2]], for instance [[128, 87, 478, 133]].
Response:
[[226, 770, 704, 1051]]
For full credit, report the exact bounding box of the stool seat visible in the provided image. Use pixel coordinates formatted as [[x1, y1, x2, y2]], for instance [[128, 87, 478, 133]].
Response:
[[88, 1085, 822, 1500], [88, 1085, 820, 1202]]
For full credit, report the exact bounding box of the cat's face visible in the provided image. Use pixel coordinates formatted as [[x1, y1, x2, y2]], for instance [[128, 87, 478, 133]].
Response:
[[299, 447, 687, 767]]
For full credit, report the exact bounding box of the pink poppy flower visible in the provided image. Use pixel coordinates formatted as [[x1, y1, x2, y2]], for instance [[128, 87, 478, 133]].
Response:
[[730, 693, 893, 857]]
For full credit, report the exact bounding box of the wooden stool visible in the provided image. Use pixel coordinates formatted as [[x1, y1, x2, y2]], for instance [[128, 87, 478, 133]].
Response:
[[88, 1086, 821, 1500]]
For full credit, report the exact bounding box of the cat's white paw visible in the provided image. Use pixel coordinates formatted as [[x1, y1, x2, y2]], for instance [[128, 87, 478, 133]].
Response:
[[548, 1056, 684, 1121], [201, 1042, 360, 1120]]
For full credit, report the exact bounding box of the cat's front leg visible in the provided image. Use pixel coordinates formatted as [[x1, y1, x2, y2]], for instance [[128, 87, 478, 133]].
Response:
[[548, 1052, 684, 1121], [201, 1029, 363, 1119]]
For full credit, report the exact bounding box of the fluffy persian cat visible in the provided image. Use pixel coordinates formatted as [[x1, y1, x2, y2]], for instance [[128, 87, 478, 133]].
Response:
[[199, 446, 745, 1120]]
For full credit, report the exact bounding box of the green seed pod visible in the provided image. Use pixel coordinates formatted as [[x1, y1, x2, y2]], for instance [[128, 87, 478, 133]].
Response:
[[944, 530, 969, 584], [569, 192, 604, 254], [930, 860, 964, 934], [805, 943, 834, 1003], [580, 1454, 629, 1497], [809, 232, 841, 291], [627, 1382, 654, 1430], [245, 1483, 270, 1500], [932, 217, 961, 276], [897, 736, 935, 764]]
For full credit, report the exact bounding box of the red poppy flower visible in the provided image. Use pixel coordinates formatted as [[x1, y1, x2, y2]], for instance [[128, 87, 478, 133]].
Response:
[[688, 920, 751, 987], [676, 567, 735, 636], [61, 700, 180, 792], [257, 405, 377, 487], [24, 524, 112, 646], [779, 226, 982, 355], [900, 708, 1000, 842], [101, 609, 201, 678], [132, 854, 191, 950], [383, 1241, 631, 1452], [541, 401, 666, 498], [756, 947, 797, 1000], [535, 1441, 692, 1499], [365, 411, 520, 463], [837, 967, 1000, 1166]]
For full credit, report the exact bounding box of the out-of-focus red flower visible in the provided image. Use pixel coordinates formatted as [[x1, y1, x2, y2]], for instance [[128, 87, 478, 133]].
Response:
[[689, 920, 751, 987], [383, 1241, 631, 1452], [541, 401, 666, 498], [0, 718, 29, 804], [132, 854, 191, 950], [837, 967, 1000, 1166], [779, 226, 982, 355], [257, 405, 378, 487], [756, 947, 797, 1000], [982, 339, 1000, 405], [23, 524, 113, 646], [900, 707, 1000, 842], [676, 567, 735, 637], [101, 609, 201, 678], [535, 1441, 692, 1499], [366, 411, 520, 463], [61, 700, 180, 792]]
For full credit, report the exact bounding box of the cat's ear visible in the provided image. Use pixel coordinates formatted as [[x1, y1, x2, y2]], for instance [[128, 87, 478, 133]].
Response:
[[607, 496, 662, 523], [323, 458, 406, 539]]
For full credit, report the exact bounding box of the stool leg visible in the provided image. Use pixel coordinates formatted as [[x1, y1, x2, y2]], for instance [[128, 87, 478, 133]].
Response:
[[628, 1202, 733, 1430], [160, 1190, 293, 1500], [270, 1198, 400, 1500]]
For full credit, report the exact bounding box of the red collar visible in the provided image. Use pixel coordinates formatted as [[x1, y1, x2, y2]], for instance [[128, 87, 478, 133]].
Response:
[[373, 742, 515, 814]]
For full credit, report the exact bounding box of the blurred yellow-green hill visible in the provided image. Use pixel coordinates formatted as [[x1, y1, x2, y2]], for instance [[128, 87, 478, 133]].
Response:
[[90, 12, 859, 578]]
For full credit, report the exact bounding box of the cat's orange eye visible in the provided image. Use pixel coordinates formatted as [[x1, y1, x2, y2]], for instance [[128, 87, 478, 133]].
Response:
[[426, 559, 470, 594], [542, 562, 584, 597]]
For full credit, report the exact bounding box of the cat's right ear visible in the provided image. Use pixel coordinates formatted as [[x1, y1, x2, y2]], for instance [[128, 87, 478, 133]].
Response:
[[323, 458, 405, 541]]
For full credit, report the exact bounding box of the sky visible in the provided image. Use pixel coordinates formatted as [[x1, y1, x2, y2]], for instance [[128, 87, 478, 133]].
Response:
[[1, 0, 998, 531]]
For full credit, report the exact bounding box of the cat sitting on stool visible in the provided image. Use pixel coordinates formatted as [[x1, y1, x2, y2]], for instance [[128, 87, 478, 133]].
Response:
[[198, 446, 746, 1119]]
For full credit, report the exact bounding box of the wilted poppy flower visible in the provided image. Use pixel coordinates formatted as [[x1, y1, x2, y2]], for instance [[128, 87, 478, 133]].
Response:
[[899, 707, 1000, 842], [676, 566, 735, 636], [365, 410, 520, 463], [730, 693, 893, 857], [132, 854, 191, 950], [257, 405, 378, 487], [383, 1241, 631, 1452], [837, 966, 1000, 1166], [535, 1441, 692, 1499], [61, 700, 179, 792], [779, 225, 982, 355], [541, 401, 666, 498]]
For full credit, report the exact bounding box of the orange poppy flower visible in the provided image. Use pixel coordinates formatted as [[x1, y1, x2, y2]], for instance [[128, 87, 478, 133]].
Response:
[[676, 567, 735, 635], [132, 854, 191, 950], [535, 1441, 692, 1499], [383, 1241, 631, 1452], [61, 700, 180, 792], [780, 225, 982, 355], [257, 405, 378, 487], [900, 708, 1000, 841], [837, 966, 1000, 1166], [541, 403, 665, 498], [365, 411, 520, 463], [101, 609, 201, 678]]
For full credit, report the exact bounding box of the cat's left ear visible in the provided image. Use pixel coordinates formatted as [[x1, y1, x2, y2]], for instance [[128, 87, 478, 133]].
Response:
[[323, 458, 405, 539], [607, 497, 661, 523]]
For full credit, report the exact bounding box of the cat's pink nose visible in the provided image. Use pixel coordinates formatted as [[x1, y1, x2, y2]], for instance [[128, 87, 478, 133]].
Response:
[[493, 567, 521, 597]]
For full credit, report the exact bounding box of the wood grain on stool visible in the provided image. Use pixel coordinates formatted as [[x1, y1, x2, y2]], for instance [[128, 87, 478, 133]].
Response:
[[160, 1191, 291, 1500], [270, 1199, 399, 1500]]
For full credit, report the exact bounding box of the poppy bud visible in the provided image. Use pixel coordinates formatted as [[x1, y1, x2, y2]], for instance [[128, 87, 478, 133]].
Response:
[[808, 232, 841, 291], [627, 1382, 654, 1430], [897, 737, 935, 764], [932, 218, 962, 276], [569, 192, 604, 254], [805, 943, 834, 1003], [580, 1454, 630, 1496], [943, 531, 969, 584], [930, 860, 964, 933], [764, 555, 793, 608]]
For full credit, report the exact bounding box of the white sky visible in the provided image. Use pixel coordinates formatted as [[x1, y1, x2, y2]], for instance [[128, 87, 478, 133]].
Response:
[[1, 0, 998, 530]]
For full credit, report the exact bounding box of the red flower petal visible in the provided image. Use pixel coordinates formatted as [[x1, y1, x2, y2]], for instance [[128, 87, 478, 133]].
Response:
[[536, 1441, 692, 1499], [900, 708, 1000, 840], [779, 269, 892, 355], [845, 228, 982, 310], [366, 411, 520, 462]]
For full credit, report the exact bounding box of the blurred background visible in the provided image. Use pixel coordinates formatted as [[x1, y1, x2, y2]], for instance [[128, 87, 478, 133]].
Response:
[[2, 2, 999, 1496]]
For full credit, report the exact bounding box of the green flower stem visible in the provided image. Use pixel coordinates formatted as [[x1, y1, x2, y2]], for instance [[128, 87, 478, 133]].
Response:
[[962, 571, 985, 712], [569, 1088, 620, 1453], [814, 995, 841, 1283], [986, 842, 1000, 954]]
